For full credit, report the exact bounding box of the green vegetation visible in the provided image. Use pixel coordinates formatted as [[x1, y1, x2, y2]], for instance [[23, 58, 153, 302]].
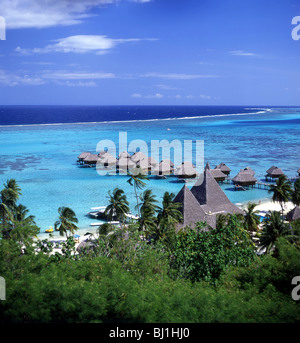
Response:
[[0, 179, 300, 323]]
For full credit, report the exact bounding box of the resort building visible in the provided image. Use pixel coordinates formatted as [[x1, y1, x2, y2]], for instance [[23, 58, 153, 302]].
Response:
[[214, 162, 231, 176], [286, 206, 300, 222], [175, 161, 198, 179], [232, 169, 257, 188], [265, 166, 285, 180], [205, 162, 226, 182], [173, 164, 243, 230]]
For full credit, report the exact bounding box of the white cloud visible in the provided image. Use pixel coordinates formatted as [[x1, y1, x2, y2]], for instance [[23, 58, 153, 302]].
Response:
[[0, 70, 45, 86], [142, 72, 219, 79], [42, 71, 116, 80], [55, 80, 97, 87], [145, 93, 164, 99], [131, 93, 142, 98], [131, 92, 164, 99], [2, 0, 152, 29], [15, 35, 157, 55], [156, 84, 179, 90], [186, 94, 211, 99], [229, 50, 259, 57]]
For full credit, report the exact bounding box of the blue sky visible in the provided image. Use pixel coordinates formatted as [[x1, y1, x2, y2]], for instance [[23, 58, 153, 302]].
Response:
[[0, 0, 300, 105]]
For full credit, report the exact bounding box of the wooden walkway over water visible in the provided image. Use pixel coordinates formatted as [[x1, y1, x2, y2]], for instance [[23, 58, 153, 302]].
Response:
[[223, 176, 299, 191]]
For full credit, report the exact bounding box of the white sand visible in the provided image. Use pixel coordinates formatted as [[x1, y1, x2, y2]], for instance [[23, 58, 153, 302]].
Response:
[[242, 200, 295, 216]]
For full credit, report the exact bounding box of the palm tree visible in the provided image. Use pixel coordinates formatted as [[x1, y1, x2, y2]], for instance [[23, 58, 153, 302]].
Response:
[[268, 175, 293, 219], [0, 202, 13, 239], [259, 211, 289, 254], [291, 178, 300, 207], [127, 171, 149, 217], [14, 204, 36, 226], [156, 192, 183, 241], [54, 206, 79, 238], [104, 188, 130, 228], [243, 202, 261, 232], [137, 189, 159, 236], [1, 179, 22, 211], [138, 189, 159, 215]]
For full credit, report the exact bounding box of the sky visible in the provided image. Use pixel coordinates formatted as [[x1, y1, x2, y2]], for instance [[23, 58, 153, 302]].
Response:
[[0, 0, 300, 106]]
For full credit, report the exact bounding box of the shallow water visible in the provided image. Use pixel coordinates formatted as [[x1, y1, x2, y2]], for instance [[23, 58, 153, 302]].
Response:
[[0, 106, 299, 239]]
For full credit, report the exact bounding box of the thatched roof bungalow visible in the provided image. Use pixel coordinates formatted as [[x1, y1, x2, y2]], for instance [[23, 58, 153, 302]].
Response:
[[266, 166, 285, 179], [116, 157, 136, 172], [175, 161, 198, 178], [98, 152, 117, 167], [173, 165, 243, 231], [232, 171, 257, 186], [78, 152, 91, 164], [130, 151, 148, 164], [241, 166, 255, 176], [206, 162, 226, 182], [286, 206, 300, 222], [214, 162, 231, 175], [119, 151, 131, 159], [83, 154, 99, 165], [153, 160, 174, 176]]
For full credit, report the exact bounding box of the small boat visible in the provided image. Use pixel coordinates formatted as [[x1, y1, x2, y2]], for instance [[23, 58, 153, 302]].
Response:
[[45, 226, 54, 233]]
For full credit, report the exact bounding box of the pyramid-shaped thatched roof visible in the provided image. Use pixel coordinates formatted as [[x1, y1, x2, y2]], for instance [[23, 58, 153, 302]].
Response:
[[173, 185, 208, 230], [215, 162, 231, 172], [191, 166, 243, 215], [206, 162, 226, 180], [83, 154, 99, 164], [232, 171, 257, 184], [241, 166, 255, 176], [78, 152, 91, 160], [266, 165, 284, 177], [130, 151, 147, 163], [119, 151, 131, 159], [175, 161, 198, 178], [286, 206, 300, 221]]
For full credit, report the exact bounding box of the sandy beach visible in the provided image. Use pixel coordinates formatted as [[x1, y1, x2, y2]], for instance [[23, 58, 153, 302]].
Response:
[[242, 199, 295, 216]]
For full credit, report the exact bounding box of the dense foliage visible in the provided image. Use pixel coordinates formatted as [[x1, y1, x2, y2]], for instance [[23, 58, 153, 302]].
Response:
[[0, 179, 300, 323]]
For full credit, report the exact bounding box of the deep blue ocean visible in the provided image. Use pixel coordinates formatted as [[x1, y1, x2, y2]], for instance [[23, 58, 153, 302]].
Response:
[[0, 105, 299, 239], [0, 105, 266, 125]]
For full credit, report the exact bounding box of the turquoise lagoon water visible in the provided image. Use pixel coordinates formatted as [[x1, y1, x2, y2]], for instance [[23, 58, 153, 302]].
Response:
[[0, 107, 299, 239]]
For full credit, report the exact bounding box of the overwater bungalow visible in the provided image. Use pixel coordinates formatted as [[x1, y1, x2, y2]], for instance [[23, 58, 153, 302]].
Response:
[[214, 162, 231, 176], [153, 160, 174, 176], [173, 164, 243, 230], [119, 151, 131, 159], [77, 152, 91, 164], [241, 166, 255, 176], [205, 162, 226, 182], [116, 157, 136, 173], [286, 206, 300, 222], [98, 152, 117, 168], [130, 151, 148, 164], [83, 153, 99, 166], [232, 171, 257, 188], [175, 161, 198, 179], [265, 165, 285, 180], [148, 156, 158, 169]]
